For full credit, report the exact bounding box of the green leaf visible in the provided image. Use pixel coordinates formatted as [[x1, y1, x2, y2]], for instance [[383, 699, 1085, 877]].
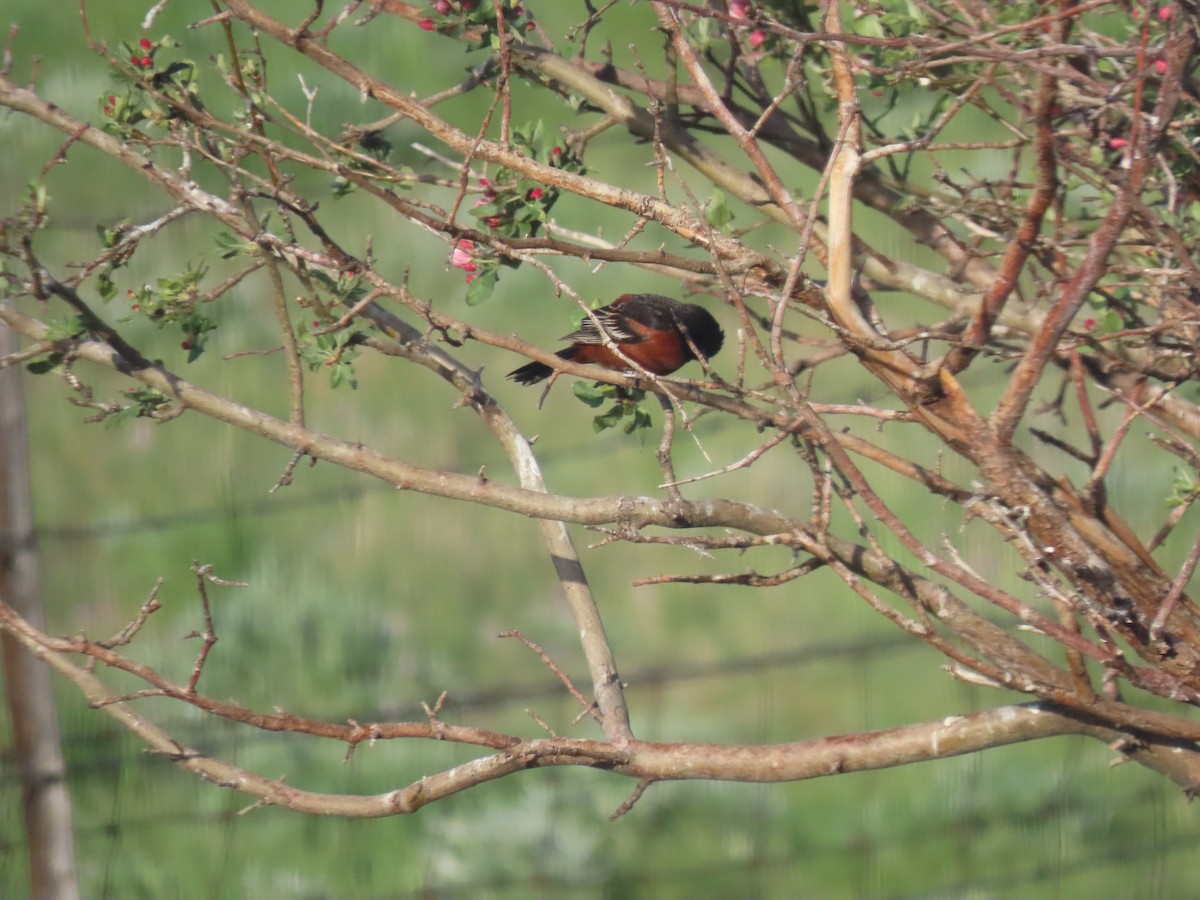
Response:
[[592, 406, 623, 432], [214, 231, 249, 259], [464, 268, 499, 306], [571, 380, 606, 408], [623, 407, 652, 434], [44, 315, 88, 341], [705, 190, 734, 231], [102, 405, 143, 429], [97, 269, 117, 302], [25, 354, 63, 375]]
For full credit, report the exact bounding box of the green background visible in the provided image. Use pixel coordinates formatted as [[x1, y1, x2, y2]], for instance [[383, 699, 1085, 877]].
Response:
[[1, 2, 1197, 897]]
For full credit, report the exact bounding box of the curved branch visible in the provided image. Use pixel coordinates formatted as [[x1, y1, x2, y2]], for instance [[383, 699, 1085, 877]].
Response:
[[2, 593, 1197, 814]]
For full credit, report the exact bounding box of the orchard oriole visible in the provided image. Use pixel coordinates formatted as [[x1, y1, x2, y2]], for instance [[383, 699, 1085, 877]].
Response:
[[507, 294, 724, 400]]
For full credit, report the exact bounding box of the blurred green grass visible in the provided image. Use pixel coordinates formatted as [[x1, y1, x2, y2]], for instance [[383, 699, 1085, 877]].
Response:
[[2, 2, 1198, 898]]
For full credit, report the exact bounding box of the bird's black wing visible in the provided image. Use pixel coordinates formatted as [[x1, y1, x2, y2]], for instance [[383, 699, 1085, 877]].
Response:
[[558, 305, 643, 345]]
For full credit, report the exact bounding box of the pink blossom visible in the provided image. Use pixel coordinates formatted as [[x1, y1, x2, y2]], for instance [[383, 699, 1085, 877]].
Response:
[[1108, 136, 1127, 150], [729, 0, 750, 19], [450, 240, 475, 271], [1083, 318, 1096, 330], [748, 30, 766, 49], [432, 0, 451, 12], [1158, 5, 1175, 21], [418, 18, 435, 30], [1154, 58, 1168, 75]]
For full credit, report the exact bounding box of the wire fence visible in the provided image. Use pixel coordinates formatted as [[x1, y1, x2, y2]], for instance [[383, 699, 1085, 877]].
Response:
[[5, 488, 1199, 899]]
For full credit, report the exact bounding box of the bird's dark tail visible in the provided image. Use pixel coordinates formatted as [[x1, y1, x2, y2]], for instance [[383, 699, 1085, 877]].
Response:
[[508, 347, 575, 385], [508, 360, 554, 385]]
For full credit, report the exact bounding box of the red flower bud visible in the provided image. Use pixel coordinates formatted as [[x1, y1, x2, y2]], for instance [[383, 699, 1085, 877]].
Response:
[[418, 17, 435, 30], [140, 56, 153, 67], [130, 54, 141, 65], [139, 37, 153, 50], [181, 341, 192, 350], [527, 187, 544, 200], [450, 240, 476, 271]]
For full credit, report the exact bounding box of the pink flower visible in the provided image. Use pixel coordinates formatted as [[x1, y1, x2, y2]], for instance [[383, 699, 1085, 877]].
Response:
[[432, 0, 451, 12], [1158, 5, 1175, 21], [139, 37, 153, 50], [748, 30, 766, 48], [418, 18, 435, 30], [1084, 318, 1096, 330], [1109, 136, 1127, 150], [140, 56, 153, 67], [1154, 58, 1168, 75], [450, 240, 476, 272], [729, 0, 750, 19], [527, 187, 544, 200]]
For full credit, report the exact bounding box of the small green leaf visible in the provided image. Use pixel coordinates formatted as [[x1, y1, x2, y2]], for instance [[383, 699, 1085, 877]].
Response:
[[26, 354, 63, 375], [44, 315, 88, 341], [97, 269, 117, 302], [571, 380, 606, 407], [102, 405, 143, 429], [464, 268, 499, 306], [623, 408, 651, 434], [705, 190, 734, 231]]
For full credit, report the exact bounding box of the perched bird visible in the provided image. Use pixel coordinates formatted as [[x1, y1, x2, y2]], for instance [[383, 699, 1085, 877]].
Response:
[[507, 294, 724, 400]]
